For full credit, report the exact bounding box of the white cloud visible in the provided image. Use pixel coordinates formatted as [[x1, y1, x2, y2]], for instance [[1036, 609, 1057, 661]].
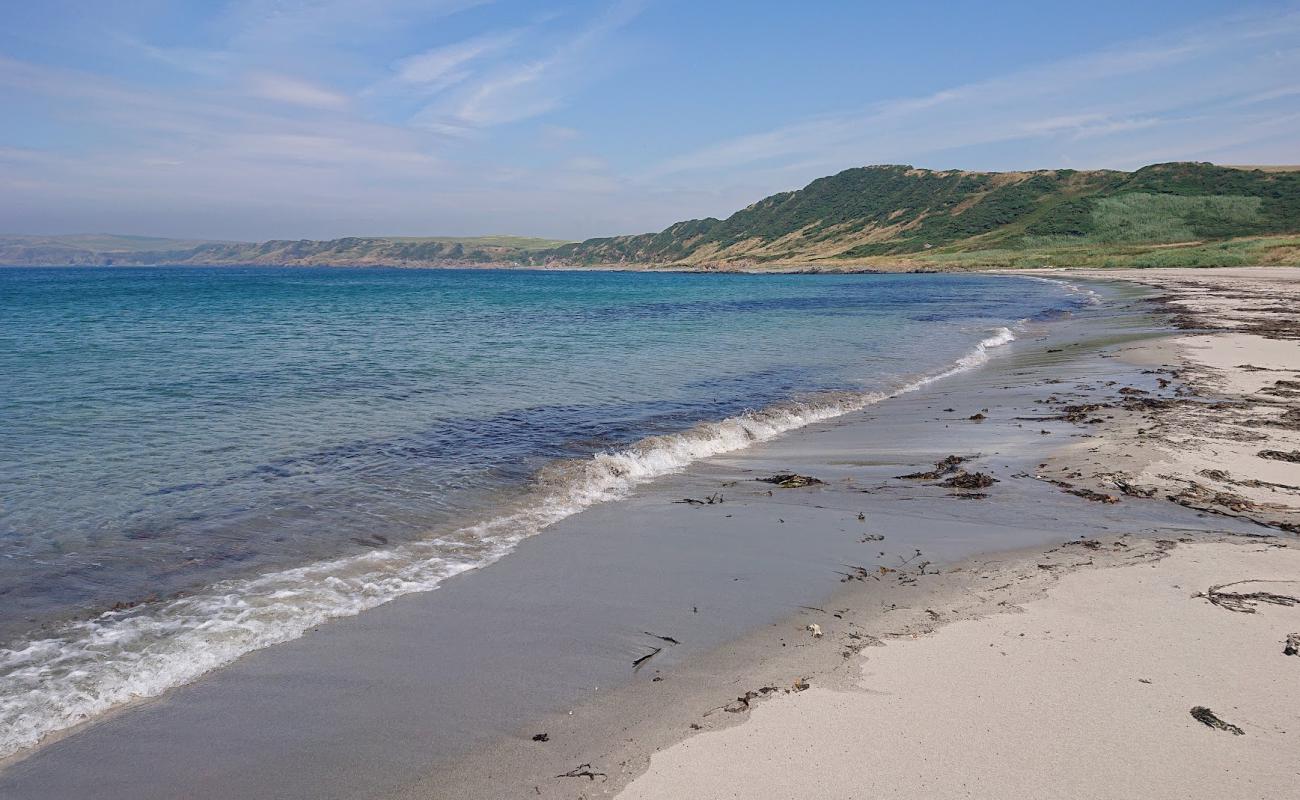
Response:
[[6, 2, 1299, 242], [246, 73, 349, 109], [451, 59, 558, 125], [650, 10, 1300, 177], [217, 0, 491, 49], [120, 38, 236, 78], [419, 0, 645, 128], [394, 31, 519, 89]]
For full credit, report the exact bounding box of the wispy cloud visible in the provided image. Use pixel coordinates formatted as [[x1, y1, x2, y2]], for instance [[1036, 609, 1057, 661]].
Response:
[[216, 0, 491, 50], [650, 10, 1300, 177], [0, 52, 442, 184], [414, 0, 646, 128], [0, 0, 658, 239], [3, 2, 1297, 242], [392, 30, 521, 91], [120, 38, 236, 78], [110, 1, 489, 88], [246, 73, 350, 109]]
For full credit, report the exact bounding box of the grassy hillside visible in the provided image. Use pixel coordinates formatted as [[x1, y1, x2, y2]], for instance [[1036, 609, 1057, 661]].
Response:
[[130, 235, 573, 266], [377, 235, 565, 251], [0, 235, 571, 267], [5, 163, 1296, 270], [541, 162, 1300, 269], [0, 234, 232, 266]]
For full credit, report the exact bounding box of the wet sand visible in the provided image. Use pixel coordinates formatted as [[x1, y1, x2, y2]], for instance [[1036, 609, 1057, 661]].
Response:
[[2, 273, 1296, 799]]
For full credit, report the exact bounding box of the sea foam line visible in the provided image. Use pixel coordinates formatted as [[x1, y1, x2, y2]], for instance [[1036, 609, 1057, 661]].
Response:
[[0, 324, 1022, 760], [1022, 274, 1102, 306]]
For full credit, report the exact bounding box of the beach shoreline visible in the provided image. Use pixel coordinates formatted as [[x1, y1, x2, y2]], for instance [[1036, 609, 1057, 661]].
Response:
[[2, 269, 1297, 800], [0, 271, 1076, 766], [619, 535, 1300, 800], [418, 268, 1300, 799]]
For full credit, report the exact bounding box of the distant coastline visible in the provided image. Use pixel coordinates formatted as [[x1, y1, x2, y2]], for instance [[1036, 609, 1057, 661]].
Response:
[[6, 161, 1299, 272]]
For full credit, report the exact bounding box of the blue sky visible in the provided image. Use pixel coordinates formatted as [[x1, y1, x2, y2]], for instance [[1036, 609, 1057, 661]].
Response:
[[1, 0, 1298, 241]]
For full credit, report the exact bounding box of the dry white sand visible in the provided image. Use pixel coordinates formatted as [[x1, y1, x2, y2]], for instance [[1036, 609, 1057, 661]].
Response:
[[621, 541, 1300, 800]]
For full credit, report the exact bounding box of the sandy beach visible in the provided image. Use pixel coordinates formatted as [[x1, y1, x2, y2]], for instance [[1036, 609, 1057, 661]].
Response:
[[617, 268, 1300, 800], [623, 539, 1300, 800], [1038, 268, 1300, 534], [9, 4, 1299, 798], [442, 267, 1300, 799], [2, 269, 1297, 800]]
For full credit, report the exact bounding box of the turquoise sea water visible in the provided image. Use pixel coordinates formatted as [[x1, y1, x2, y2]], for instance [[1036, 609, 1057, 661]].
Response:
[[0, 266, 1082, 756]]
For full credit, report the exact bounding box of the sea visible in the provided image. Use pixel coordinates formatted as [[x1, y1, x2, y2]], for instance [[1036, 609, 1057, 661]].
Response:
[[0, 266, 1089, 758]]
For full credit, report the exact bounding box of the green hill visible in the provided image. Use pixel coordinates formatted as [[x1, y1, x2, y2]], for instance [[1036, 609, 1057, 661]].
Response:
[[4, 163, 1297, 270], [540, 162, 1300, 269], [0, 235, 571, 267], [0, 234, 232, 266]]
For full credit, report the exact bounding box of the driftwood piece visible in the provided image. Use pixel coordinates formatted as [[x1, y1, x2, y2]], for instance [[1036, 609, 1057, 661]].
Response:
[[1259, 449, 1300, 463], [556, 763, 607, 781], [1112, 477, 1157, 497], [722, 686, 779, 713], [632, 647, 662, 670], [1195, 580, 1300, 613], [1190, 706, 1244, 735], [673, 492, 724, 505]]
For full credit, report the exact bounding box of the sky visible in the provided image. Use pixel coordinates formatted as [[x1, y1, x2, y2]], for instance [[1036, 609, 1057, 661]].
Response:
[[1, 0, 1298, 242]]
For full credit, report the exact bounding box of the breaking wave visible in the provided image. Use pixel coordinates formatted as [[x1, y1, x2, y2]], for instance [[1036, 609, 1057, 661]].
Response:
[[0, 323, 1022, 760]]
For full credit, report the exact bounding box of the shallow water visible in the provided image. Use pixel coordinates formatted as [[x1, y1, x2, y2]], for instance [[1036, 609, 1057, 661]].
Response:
[[0, 267, 1081, 758]]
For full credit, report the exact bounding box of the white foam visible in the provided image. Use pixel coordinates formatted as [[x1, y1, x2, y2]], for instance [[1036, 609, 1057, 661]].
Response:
[[0, 322, 1022, 760], [1024, 275, 1102, 306]]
